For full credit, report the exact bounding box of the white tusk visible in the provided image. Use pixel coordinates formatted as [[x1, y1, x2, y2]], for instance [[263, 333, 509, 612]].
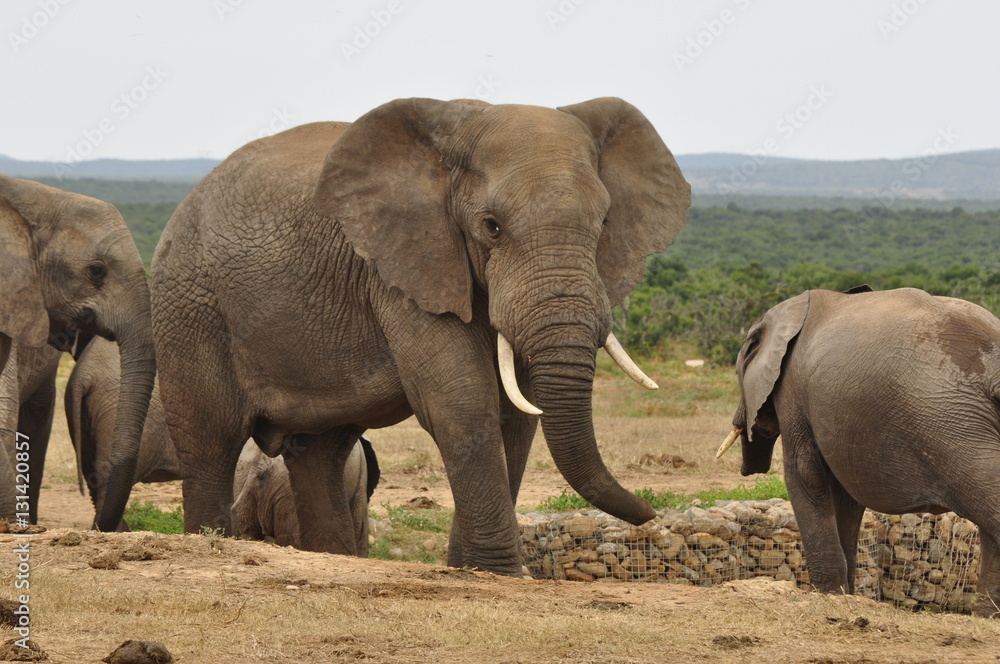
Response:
[[603, 333, 658, 390], [497, 333, 543, 416], [716, 428, 743, 459]]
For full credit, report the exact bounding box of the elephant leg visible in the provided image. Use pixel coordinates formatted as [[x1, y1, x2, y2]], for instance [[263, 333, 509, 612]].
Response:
[[975, 530, 1000, 618], [831, 481, 865, 595], [781, 425, 851, 593], [447, 396, 538, 570], [166, 386, 246, 535], [0, 346, 18, 519], [18, 373, 56, 524], [283, 427, 362, 555]]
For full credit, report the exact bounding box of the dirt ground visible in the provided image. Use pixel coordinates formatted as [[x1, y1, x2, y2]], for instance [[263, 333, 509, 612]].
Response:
[[3, 366, 999, 663]]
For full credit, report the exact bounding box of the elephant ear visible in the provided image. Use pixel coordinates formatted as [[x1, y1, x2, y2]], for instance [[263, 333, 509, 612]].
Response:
[[737, 291, 811, 441], [314, 98, 480, 323], [0, 177, 49, 348], [558, 98, 691, 307]]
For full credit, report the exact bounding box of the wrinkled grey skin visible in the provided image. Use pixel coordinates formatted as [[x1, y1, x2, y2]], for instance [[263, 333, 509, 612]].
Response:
[[15, 344, 63, 523], [150, 97, 690, 574], [67, 337, 378, 547], [65, 336, 177, 528], [731, 287, 1000, 616], [232, 439, 373, 554], [0, 176, 154, 530]]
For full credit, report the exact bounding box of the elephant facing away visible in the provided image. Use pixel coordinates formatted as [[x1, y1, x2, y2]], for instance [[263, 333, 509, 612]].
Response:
[[719, 287, 1000, 616], [150, 97, 690, 574], [0, 176, 155, 530], [66, 336, 378, 548]]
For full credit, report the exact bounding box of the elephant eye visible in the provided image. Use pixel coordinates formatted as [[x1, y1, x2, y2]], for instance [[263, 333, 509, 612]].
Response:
[[483, 216, 502, 239], [87, 262, 108, 285]]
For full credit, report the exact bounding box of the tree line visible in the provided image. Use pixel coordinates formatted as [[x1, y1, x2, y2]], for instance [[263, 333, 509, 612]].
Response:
[[107, 196, 1000, 365]]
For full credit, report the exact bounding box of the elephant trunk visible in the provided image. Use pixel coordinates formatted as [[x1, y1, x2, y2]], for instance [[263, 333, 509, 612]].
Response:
[[95, 292, 155, 532], [527, 343, 656, 525]]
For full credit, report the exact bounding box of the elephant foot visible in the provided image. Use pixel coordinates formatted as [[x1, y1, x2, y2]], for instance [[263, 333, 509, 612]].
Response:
[[973, 594, 1000, 618]]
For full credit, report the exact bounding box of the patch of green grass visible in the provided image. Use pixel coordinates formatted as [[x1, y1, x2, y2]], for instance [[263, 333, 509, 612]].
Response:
[[534, 475, 787, 512], [123, 500, 184, 534], [369, 502, 452, 565]]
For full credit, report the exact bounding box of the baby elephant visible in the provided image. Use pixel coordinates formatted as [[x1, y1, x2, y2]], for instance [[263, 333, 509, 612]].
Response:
[[719, 287, 1000, 616], [66, 337, 379, 551]]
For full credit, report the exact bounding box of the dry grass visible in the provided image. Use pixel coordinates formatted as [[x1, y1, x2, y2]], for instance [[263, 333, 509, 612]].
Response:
[[10, 350, 1000, 663], [5, 530, 999, 664]]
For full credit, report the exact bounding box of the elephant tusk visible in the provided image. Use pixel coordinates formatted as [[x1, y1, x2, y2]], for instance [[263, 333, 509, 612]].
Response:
[[497, 333, 543, 416], [716, 428, 743, 459], [603, 333, 658, 390]]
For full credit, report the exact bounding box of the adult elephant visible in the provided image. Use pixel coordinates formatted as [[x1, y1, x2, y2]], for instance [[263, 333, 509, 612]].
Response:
[[150, 97, 690, 575], [0, 176, 154, 529], [66, 336, 378, 543], [719, 287, 1000, 616]]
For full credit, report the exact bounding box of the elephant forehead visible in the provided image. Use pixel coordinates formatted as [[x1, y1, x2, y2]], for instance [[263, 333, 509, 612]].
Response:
[[462, 106, 598, 161]]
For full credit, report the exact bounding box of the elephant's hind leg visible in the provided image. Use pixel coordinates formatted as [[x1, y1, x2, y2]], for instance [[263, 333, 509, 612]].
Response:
[[283, 427, 364, 555], [782, 425, 852, 594], [831, 482, 865, 595]]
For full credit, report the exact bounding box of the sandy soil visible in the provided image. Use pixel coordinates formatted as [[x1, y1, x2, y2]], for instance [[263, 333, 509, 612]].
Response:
[[7, 370, 997, 663], [3, 529, 999, 664]]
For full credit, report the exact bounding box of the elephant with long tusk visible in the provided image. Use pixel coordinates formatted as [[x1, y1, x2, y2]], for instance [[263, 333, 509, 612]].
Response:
[[150, 97, 691, 575]]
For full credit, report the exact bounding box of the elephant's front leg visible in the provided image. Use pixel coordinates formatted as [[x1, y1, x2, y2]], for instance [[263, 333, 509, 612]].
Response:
[[975, 531, 1000, 617], [447, 387, 539, 571], [283, 427, 363, 555], [391, 320, 522, 575], [782, 427, 852, 593]]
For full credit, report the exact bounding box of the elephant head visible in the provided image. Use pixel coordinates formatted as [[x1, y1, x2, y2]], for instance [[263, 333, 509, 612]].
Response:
[[0, 175, 155, 530], [719, 291, 810, 475], [314, 97, 690, 524]]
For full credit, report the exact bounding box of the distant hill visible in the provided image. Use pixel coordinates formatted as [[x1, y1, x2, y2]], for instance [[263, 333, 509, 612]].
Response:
[[0, 154, 218, 181], [3, 148, 1000, 200], [681, 149, 1000, 200]]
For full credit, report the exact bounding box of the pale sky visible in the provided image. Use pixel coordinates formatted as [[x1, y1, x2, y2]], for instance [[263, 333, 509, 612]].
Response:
[[2, 1, 996, 162]]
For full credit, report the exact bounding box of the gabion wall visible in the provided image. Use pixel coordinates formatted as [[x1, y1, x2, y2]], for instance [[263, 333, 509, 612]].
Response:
[[518, 499, 982, 613]]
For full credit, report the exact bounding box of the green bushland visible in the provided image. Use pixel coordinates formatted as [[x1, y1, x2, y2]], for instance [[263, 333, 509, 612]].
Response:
[[123, 500, 185, 534], [534, 475, 788, 512]]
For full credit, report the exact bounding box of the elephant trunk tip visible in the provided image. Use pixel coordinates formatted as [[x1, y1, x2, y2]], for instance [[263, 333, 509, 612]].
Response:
[[624, 500, 657, 526]]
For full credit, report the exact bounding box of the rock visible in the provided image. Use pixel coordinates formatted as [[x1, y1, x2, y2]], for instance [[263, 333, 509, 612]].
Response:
[[0, 638, 47, 661], [102, 640, 174, 664], [577, 561, 609, 577], [564, 567, 595, 582], [757, 549, 785, 570]]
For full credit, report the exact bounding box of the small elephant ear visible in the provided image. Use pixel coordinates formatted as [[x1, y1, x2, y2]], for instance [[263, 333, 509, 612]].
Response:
[[558, 98, 691, 307], [315, 98, 479, 323], [738, 291, 811, 440], [0, 177, 49, 348]]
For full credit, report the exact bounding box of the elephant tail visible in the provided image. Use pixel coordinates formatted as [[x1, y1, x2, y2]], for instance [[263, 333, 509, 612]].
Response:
[[64, 365, 91, 496]]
